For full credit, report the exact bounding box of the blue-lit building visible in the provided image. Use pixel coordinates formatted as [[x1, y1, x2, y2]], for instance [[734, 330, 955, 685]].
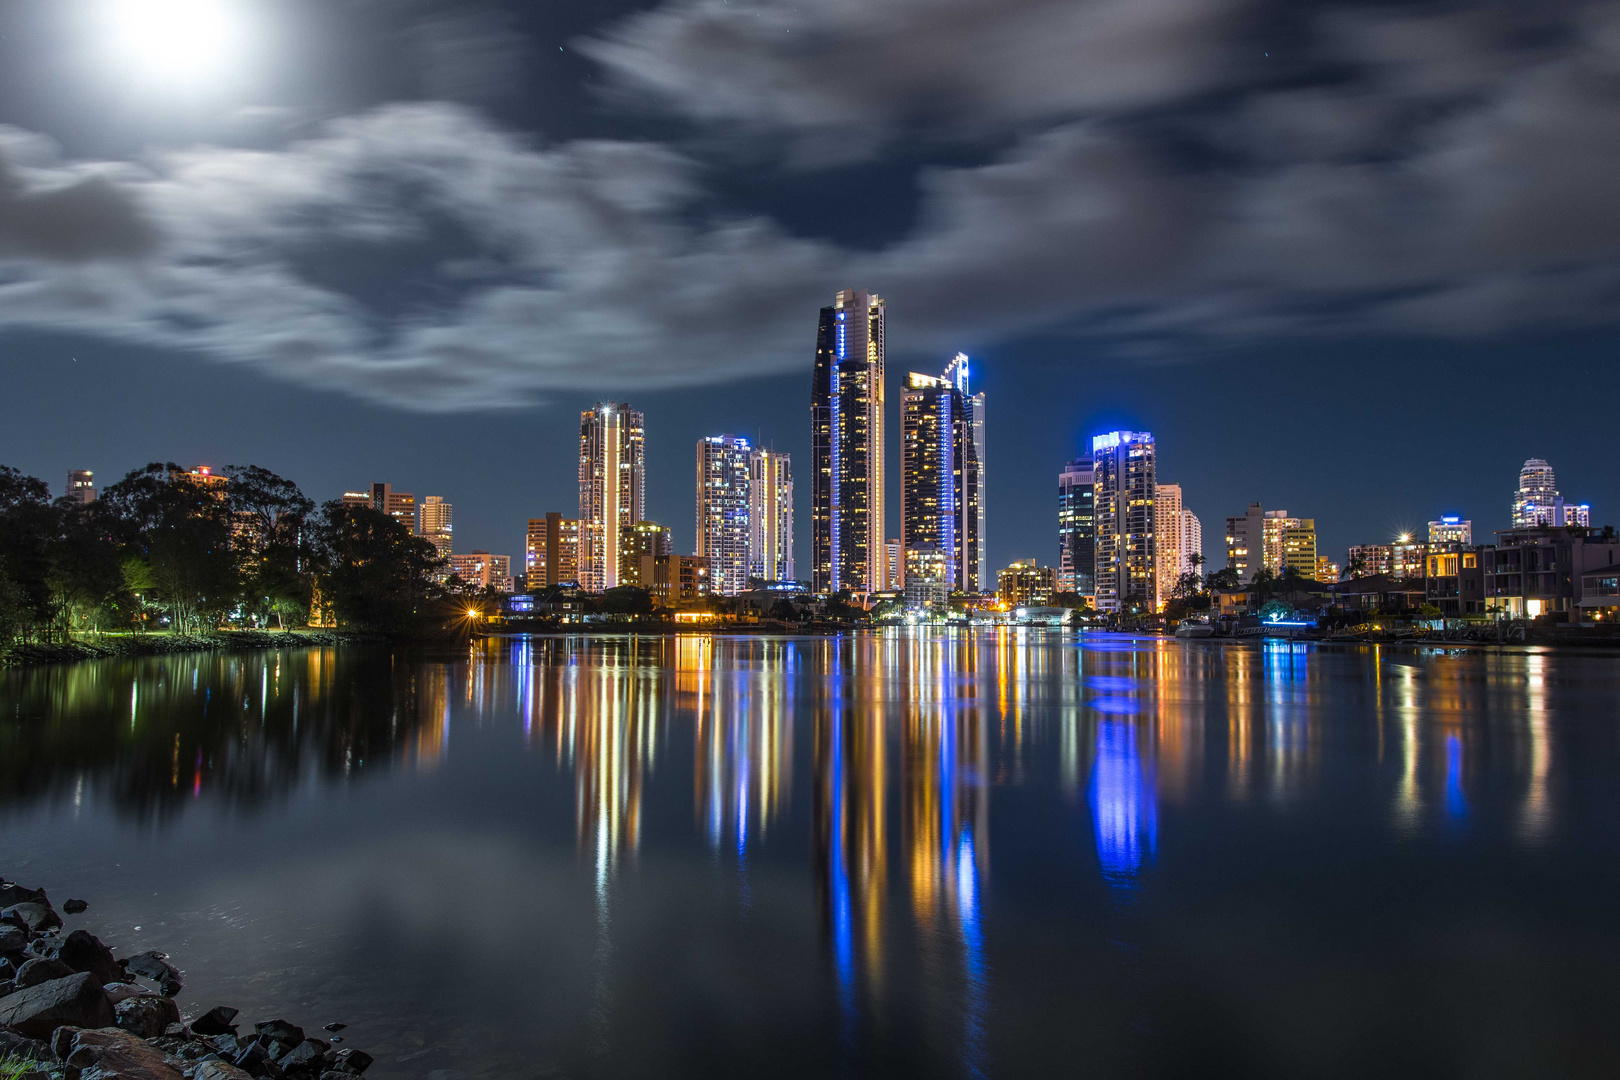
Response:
[[811, 289, 886, 594], [1092, 430, 1157, 614], [1057, 456, 1095, 598], [900, 353, 985, 593]]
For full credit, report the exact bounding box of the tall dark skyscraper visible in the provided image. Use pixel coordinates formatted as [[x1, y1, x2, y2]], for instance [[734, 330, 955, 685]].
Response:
[[901, 353, 985, 592], [1057, 456, 1095, 597], [811, 288, 886, 593]]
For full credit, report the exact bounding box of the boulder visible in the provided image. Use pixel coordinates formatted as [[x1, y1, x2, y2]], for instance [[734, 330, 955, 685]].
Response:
[[62, 900, 89, 915], [0, 883, 47, 906], [0, 1025, 53, 1062], [190, 1006, 240, 1037], [329, 1049, 372, 1075], [106, 982, 151, 1004], [0, 926, 29, 954], [0, 979, 14, 998], [56, 930, 124, 986], [55, 1025, 185, 1080], [1, 903, 61, 933], [195, 1062, 255, 1080], [15, 957, 75, 989], [123, 952, 183, 995], [116, 994, 182, 1037], [254, 1020, 304, 1048], [277, 1039, 329, 1071], [0, 971, 115, 1039]]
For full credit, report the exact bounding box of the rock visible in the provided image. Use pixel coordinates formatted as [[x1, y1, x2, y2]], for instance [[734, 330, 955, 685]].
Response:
[[0, 979, 14, 998], [191, 1006, 240, 1036], [329, 1049, 372, 1075], [106, 982, 151, 1004], [55, 1026, 185, 1080], [1, 903, 61, 933], [62, 900, 89, 915], [194, 1063, 255, 1080], [116, 994, 182, 1037], [56, 930, 124, 986], [15, 957, 75, 988], [277, 1040, 328, 1070], [0, 1025, 54, 1062], [254, 1020, 304, 1048], [0, 971, 115, 1039], [233, 1040, 270, 1076], [123, 952, 183, 996], [0, 882, 47, 906], [0, 925, 29, 954], [319, 1024, 344, 1033]]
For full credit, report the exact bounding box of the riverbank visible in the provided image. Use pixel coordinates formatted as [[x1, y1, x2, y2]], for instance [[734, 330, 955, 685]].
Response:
[[1, 879, 371, 1080], [0, 631, 376, 671]]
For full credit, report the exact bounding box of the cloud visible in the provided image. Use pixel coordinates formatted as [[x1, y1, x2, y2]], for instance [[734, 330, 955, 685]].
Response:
[[0, 3, 1617, 409], [408, 7, 534, 104]]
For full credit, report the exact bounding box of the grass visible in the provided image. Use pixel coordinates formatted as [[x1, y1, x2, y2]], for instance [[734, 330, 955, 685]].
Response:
[[0, 1056, 36, 1080]]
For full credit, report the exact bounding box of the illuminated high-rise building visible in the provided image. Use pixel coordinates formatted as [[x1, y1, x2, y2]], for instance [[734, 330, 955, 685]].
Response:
[[697, 435, 753, 596], [67, 470, 96, 505], [1429, 516, 1472, 545], [623, 521, 673, 588], [418, 496, 452, 559], [884, 539, 901, 592], [450, 551, 513, 592], [579, 403, 645, 592], [1057, 457, 1095, 597], [1281, 519, 1318, 578], [749, 448, 794, 584], [369, 483, 416, 533], [1513, 458, 1559, 527], [527, 512, 581, 589], [811, 288, 885, 593], [1092, 431, 1156, 614], [1156, 483, 1183, 608], [900, 353, 984, 592]]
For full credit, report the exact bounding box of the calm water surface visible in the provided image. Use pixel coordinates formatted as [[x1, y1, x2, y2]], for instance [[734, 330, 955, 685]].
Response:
[[5, 632, 1620, 1079]]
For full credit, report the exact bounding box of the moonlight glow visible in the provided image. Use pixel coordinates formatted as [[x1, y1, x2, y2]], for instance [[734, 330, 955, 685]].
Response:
[[103, 0, 247, 88]]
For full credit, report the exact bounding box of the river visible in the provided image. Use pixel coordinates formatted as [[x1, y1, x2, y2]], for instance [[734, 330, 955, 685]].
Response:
[[4, 632, 1620, 1078]]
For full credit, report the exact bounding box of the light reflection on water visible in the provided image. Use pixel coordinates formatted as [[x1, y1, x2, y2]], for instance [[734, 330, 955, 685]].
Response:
[[4, 631, 1620, 1078]]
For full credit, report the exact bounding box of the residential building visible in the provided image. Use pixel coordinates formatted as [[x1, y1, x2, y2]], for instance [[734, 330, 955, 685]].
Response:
[[1057, 457, 1095, 597], [1092, 431, 1156, 613], [1513, 458, 1559, 527], [527, 512, 580, 589], [1281, 519, 1318, 579], [1429, 516, 1472, 545], [697, 435, 753, 596], [418, 496, 453, 559], [810, 288, 886, 593], [900, 353, 985, 593], [1392, 536, 1426, 579], [340, 491, 370, 510], [579, 403, 646, 592], [1316, 556, 1340, 583], [1483, 526, 1620, 617], [649, 554, 710, 605], [67, 470, 96, 505], [1225, 503, 1263, 583], [1556, 498, 1592, 528], [1157, 484, 1197, 607], [1347, 543, 1394, 578], [451, 551, 513, 593], [997, 560, 1058, 609], [903, 544, 951, 610], [369, 483, 416, 533], [623, 521, 673, 589], [884, 539, 901, 592], [1183, 510, 1203, 576], [1425, 547, 1485, 618], [749, 448, 794, 584]]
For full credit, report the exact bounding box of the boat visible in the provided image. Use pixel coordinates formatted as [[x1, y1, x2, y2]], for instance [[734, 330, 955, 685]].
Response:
[[1174, 617, 1215, 638]]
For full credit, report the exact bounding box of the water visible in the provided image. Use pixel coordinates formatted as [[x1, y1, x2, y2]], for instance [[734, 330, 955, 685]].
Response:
[[5, 632, 1620, 1079]]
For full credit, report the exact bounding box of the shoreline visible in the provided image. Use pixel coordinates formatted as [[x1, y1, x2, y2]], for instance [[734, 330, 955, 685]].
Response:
[[1, 878, 371, 1080], [0, 630, 377, 671]]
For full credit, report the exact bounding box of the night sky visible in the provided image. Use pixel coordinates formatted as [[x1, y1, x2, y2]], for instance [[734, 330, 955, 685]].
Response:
[[2, 0, 1617, 570]]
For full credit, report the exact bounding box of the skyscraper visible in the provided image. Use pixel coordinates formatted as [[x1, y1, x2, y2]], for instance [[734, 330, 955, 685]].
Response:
[[811, 288, 885, 593], [1057, 457, 1095, 597], [901, 353, 984, 592], [527, 512, 580, 589], [697, 435, 753, 596], [1156, 483, 1184, 608], [370, 483, 416, 533], [418, 496, 453, 559], [1513, 458, 1559, 527], [622, 521, 673, 588], [749, 448, 794, 584], [579, 403, 645, 592], [1092, 431, 1156, 614], [67, 470, 96, 505]]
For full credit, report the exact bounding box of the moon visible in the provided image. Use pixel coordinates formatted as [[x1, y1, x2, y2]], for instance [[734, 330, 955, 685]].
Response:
[[102, 0, 249, 89]]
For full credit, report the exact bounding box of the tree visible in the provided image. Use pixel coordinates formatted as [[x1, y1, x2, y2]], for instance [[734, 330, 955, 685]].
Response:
[[1250, 567, 1276, 602], [1171, 569, 1204, 601], [1347, 555, 1368, 579], [0, 467, 58, 639], [226, 465, 315, 629], [310, 501, 444, 632], [102, 464, 239, 633], [44, 501, 128, 635], [1205, 566, 1241, 592]]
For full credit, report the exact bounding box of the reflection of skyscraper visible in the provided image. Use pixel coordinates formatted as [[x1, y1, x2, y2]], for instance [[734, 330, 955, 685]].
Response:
[[811, 289, 886, 593], [901, 353, 984, 592], [1089, 720, 1157, 880], [749, 449, 794, 584], [697, 435, 753, 596], [1092, 431, 1157, 614], [696, 646, 794, 856], [1057, 457, 1095, 597], [579, 403, 646, 592]]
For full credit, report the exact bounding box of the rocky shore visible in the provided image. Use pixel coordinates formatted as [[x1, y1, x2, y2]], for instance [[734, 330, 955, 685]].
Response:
[[0, 632, 371, 670], [1, 880, 370, 1080]]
